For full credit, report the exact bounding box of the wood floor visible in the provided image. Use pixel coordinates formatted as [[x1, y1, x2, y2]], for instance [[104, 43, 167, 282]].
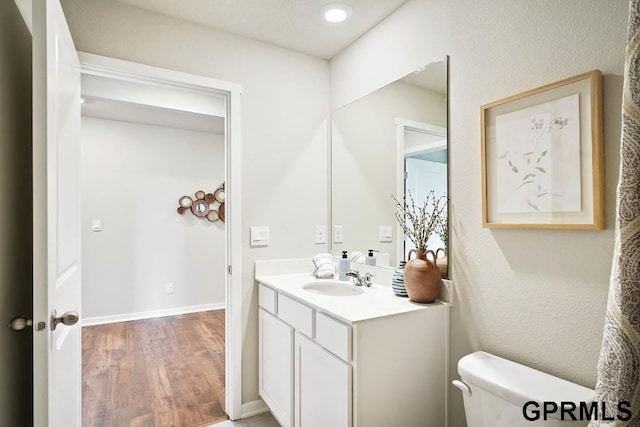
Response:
[[82, 310, 227, 427]]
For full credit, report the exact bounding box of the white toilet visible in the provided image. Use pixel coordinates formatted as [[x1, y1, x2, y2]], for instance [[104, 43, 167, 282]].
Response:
[[454, 351, 595, 426]]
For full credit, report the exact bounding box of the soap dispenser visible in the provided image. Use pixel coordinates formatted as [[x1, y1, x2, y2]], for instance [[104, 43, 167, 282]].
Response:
[[366, 249, 378, 266], [339, 251, 350, 281]]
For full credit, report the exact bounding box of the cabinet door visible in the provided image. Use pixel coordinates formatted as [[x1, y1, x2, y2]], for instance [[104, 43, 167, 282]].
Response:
[[295, 332, 352, 427], [259, 309, 294, 427]]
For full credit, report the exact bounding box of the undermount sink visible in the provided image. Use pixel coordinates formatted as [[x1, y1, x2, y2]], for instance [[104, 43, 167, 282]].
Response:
[[302, 281, 365, 296]]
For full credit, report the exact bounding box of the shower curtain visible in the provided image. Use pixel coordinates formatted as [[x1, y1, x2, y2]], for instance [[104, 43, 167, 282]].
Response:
[[591, 1, 640, 425]]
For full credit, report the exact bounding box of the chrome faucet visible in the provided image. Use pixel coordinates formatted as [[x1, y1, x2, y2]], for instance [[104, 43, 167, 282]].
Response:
[[346, 270, 374, 287]]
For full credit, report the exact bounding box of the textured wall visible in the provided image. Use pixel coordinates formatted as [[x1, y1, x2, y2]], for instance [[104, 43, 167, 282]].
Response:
[[0, 1, 33, 425], [331, 1, 627, 425], [81, 117, 225, 320], [61, 0, 330, 404]]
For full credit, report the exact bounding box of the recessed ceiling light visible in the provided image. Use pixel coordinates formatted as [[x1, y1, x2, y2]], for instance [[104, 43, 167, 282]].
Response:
[[322, 3, 352, 24]]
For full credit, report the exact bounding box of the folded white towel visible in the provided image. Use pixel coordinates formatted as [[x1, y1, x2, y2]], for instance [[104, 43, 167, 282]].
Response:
[[312, 252, 332, 265], [312, 253, 335, 278]]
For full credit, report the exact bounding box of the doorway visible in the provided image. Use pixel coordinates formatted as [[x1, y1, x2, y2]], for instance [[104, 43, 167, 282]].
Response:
[[78, 53, 243, 423], [396, 119, 447, 261]]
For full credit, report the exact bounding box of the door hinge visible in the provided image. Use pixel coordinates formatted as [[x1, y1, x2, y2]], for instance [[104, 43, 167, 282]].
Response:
[[228, 265, 232, 275], [404, 171, 408, 180]]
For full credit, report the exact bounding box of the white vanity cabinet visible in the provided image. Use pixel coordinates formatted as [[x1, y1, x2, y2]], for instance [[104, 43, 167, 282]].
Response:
[[259, 308, 294, 427], [257, 281, 449, 427], [295, 332, 352, 427]]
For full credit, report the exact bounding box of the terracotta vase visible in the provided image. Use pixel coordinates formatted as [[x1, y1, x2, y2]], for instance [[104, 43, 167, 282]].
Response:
[[404, 248, 442, 303], [436, 248, 448, 279]]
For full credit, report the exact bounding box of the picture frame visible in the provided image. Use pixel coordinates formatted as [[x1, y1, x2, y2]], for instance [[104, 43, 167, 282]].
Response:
[[481, 70, 604, 230]]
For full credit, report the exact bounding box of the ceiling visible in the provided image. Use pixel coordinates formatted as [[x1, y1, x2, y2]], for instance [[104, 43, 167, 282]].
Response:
[[82, 97, 225, 134], [113, 0, 410, 59]]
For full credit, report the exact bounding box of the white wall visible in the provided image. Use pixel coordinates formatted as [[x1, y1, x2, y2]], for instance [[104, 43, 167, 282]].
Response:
[[0, 1, 33, 424], [332, 80, 446, 265], [81, 117, 225, 321], [61, 0, 330, 404], [331, 1, 627, 426]]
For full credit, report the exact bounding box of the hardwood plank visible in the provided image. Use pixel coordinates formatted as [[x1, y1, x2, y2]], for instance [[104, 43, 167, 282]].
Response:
[[166, 358, 214, 403], [193, 348, 222, 379], [208, 375, 226, 408], [198, 400, 227, 423], [175, 397, 204, 426], [82, 326, 106, 426], [153, 396, 181, 427], [106, 362, 129, 411], [105, 407, 130, 427], [146, 358, 174, 402], [129, 413, 155, 427], [82, 310, 226, 427], [165, 319, 186, 350]]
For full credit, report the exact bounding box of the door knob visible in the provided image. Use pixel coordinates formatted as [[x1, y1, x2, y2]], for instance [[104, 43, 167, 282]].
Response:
[[50, 310, 79, 331], [8, 315, 33, 332]]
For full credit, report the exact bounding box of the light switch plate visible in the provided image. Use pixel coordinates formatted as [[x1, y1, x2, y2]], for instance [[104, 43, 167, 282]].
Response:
[[379, 225, 392, 242], [92, 219, 102, 232], [333, 225, 344, 244], [250, 226, 269, 247], [315, 226, 327, 244]]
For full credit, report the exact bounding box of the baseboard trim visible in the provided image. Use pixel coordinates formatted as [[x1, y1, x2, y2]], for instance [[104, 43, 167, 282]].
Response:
[[241, 399, 269, 419], [81, 302, 225, 326]]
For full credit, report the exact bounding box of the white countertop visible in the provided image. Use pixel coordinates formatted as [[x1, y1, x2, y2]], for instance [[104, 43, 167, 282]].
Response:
[[256, 272, 449, 325]]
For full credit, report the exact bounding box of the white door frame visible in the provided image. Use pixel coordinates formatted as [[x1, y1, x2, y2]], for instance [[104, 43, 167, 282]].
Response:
[[78, 52, 243, 420], [395, 118, 446, 263]]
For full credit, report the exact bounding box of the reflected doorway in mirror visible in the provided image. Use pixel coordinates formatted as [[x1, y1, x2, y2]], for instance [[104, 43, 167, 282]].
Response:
[[330, 56, 449, 273]]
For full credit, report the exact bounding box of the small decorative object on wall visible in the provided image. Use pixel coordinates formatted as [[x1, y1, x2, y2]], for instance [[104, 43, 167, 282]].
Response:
[[177, 182, 226, 223], [192, 199, 209, 217], [218, 201, 225, 222], [481, 70, 604, 229]]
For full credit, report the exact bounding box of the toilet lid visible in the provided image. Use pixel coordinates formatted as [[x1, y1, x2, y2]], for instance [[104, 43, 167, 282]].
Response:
[[457, 351, 594, 419]]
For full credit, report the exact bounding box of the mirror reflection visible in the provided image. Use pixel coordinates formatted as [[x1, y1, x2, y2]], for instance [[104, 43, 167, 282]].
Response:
[[331, 57, 448, 275], [192, 200, 209, 216], [179, 196, 193, 208]]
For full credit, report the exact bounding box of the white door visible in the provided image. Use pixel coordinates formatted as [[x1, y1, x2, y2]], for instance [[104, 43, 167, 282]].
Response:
[[294, 332, 352, 427], [32, 0, 82, 426]]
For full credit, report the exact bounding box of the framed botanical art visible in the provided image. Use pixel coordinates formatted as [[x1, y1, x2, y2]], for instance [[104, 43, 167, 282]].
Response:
[[481, 70, 604, 229]]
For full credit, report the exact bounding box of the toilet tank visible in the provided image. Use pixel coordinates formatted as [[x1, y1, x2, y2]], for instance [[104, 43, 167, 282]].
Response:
[[455, 351, 594, 426]]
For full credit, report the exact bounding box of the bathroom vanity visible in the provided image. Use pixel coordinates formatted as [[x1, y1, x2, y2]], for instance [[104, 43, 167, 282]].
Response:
[[256, 263, 450, 427]]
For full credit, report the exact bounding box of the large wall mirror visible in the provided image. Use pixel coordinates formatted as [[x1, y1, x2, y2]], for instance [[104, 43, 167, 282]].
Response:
[[331, 57, 449, 276]]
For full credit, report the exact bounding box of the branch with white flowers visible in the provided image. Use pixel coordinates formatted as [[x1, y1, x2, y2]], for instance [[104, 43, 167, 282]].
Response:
[[433, 201, 448, 248], [392, 190, 447, 251]]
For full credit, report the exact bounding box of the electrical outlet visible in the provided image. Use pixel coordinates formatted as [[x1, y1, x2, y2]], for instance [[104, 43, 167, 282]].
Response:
[[333, 225, 344, 243], [379, 225, 393, 242], [165, 283, 174, 294], [315, 226, 327, 244]]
